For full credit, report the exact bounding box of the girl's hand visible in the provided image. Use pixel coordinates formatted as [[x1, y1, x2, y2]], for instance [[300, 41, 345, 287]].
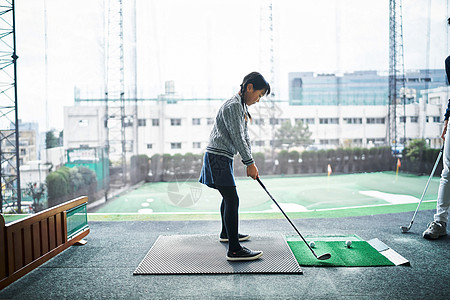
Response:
[[247, 163, 259, 180]]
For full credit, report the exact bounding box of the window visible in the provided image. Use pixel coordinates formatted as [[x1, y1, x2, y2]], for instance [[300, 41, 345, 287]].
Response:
[[410, 116, 418, 123], [367, 118, 385, 124], [295, 118, 314, 124], [319, 118, 339, 124], [20, 149, 26, 155], [280, 119, 291, 125], [171, 119, 181, 126], [367, 138, 385, 144], [192, 118, 201, 125], [344, 118, 362, 124], [426, 116, 429, 123], [254, 118, 265, 125], [399, 116, 406, 123], [320, 118, 339, 124], [207, 118, 214, 125], [147, 144, 152, 149], [124, 117, 133, 127], [430, 97, 440, 105], [270, 118, 280, 125], [138, 119, 146, 127], [152, 119, 160, 126], [320, 139, 339, 145], [193, 142, 201, 149], [433, 116, 440, 123], [171, 142, 181, 149], [253, 140, 265, 147]]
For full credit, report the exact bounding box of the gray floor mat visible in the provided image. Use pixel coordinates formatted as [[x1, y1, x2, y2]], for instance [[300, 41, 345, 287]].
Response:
[[133, 234, 302, 274]]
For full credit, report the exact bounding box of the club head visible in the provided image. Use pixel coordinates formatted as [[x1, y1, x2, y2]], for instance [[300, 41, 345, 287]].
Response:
[[400, 226, 409, 233], [317, 253, 331, 260]]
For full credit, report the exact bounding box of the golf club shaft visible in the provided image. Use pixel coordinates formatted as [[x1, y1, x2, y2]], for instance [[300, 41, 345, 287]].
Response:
[[256, 177, 319, 258], [408, 146, 444, 229]]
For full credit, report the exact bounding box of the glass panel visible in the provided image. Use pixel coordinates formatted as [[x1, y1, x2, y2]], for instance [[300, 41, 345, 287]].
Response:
[[67, 203, 88, 240]]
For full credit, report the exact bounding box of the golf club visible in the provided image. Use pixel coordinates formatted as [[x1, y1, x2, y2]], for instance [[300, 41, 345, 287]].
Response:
[[401, 145, 444, 233], [256, 177, 331, 260]]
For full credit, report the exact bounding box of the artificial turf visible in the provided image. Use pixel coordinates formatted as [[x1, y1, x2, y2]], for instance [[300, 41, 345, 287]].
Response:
[[287, 239, 395, 267], [2, 172, 440, 223], [2, 200, 437, 223], [93, 172, 440, 214]]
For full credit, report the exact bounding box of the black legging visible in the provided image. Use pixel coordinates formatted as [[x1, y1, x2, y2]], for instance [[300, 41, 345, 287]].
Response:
[[217, 185, 241, 252], [446, 55, 450, 85]]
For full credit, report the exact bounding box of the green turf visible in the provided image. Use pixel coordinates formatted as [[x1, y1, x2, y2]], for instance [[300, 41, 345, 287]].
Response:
[[287, 240, 395, 267], [2, 199, 437, 223], [84, 199, 437, 221], [93, 172, 440, 214], [2, 172, 441, 222]]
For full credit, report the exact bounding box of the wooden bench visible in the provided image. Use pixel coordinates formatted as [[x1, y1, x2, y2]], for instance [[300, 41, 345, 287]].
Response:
[[0, 196, 90, 290]]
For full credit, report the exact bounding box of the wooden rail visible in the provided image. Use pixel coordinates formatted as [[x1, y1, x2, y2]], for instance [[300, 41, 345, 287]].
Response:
[[0, 196, 90, 290]]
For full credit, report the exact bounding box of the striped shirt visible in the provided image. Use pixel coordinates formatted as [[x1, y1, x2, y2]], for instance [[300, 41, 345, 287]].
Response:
[[206, 94, 254, 166]]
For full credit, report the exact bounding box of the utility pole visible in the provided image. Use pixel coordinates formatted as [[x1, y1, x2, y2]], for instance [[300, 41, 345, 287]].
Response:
[[105, 0, 127, 186], [422, 0, 431, 140], [388, 0, 406, 151], [0, 0, 21, 213], [257, 1, 282, 170]]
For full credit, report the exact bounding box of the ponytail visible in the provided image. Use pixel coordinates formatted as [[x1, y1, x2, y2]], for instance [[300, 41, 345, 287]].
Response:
[[239, 72, 271, 121]]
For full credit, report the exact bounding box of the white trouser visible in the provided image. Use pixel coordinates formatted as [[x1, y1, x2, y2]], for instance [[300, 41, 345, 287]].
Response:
[[435, 122, 450, 224]]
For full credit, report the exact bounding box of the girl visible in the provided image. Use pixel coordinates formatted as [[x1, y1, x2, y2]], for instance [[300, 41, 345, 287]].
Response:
[[199, 72, 271, 261]]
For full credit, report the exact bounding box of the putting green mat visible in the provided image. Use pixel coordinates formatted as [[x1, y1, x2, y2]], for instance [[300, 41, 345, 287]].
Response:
[[287, 235, 395, 267]]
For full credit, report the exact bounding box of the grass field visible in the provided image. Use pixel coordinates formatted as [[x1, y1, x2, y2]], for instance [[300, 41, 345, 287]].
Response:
[[92, 172, 439, 217]]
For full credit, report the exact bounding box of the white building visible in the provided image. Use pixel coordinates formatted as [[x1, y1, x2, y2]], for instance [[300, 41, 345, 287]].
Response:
[[20, 161, 52, 189], [64, 86, 449, 158]]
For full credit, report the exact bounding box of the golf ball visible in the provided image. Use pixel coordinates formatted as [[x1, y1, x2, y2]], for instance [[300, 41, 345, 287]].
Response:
[[345, 240, 352, 248], [309, 241, 315, 248]]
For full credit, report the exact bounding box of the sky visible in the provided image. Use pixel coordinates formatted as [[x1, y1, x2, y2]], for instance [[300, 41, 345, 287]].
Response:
[[14, 0, 449, 131]]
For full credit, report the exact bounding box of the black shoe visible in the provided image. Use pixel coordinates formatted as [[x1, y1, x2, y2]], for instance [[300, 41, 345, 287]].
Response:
[[220, 234, 251, 242], [226, 247, 263, 261]]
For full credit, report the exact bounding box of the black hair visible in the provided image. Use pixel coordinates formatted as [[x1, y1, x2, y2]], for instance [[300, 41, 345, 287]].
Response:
[[239, 72, 271, 120], [448, 17, 450, 25]]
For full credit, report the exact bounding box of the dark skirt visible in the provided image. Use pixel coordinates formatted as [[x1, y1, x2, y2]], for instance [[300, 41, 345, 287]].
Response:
[[199, 152, 235, 189]]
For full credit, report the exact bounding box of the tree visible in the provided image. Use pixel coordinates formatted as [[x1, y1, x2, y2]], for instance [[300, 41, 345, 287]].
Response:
[[274, 120, 312, 150], [46, 166, 97, 208], [130, 154, 150, 184], [46, 130, 62, 149], [25, 182, 46, 213], [404, 139, 427, 162]]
